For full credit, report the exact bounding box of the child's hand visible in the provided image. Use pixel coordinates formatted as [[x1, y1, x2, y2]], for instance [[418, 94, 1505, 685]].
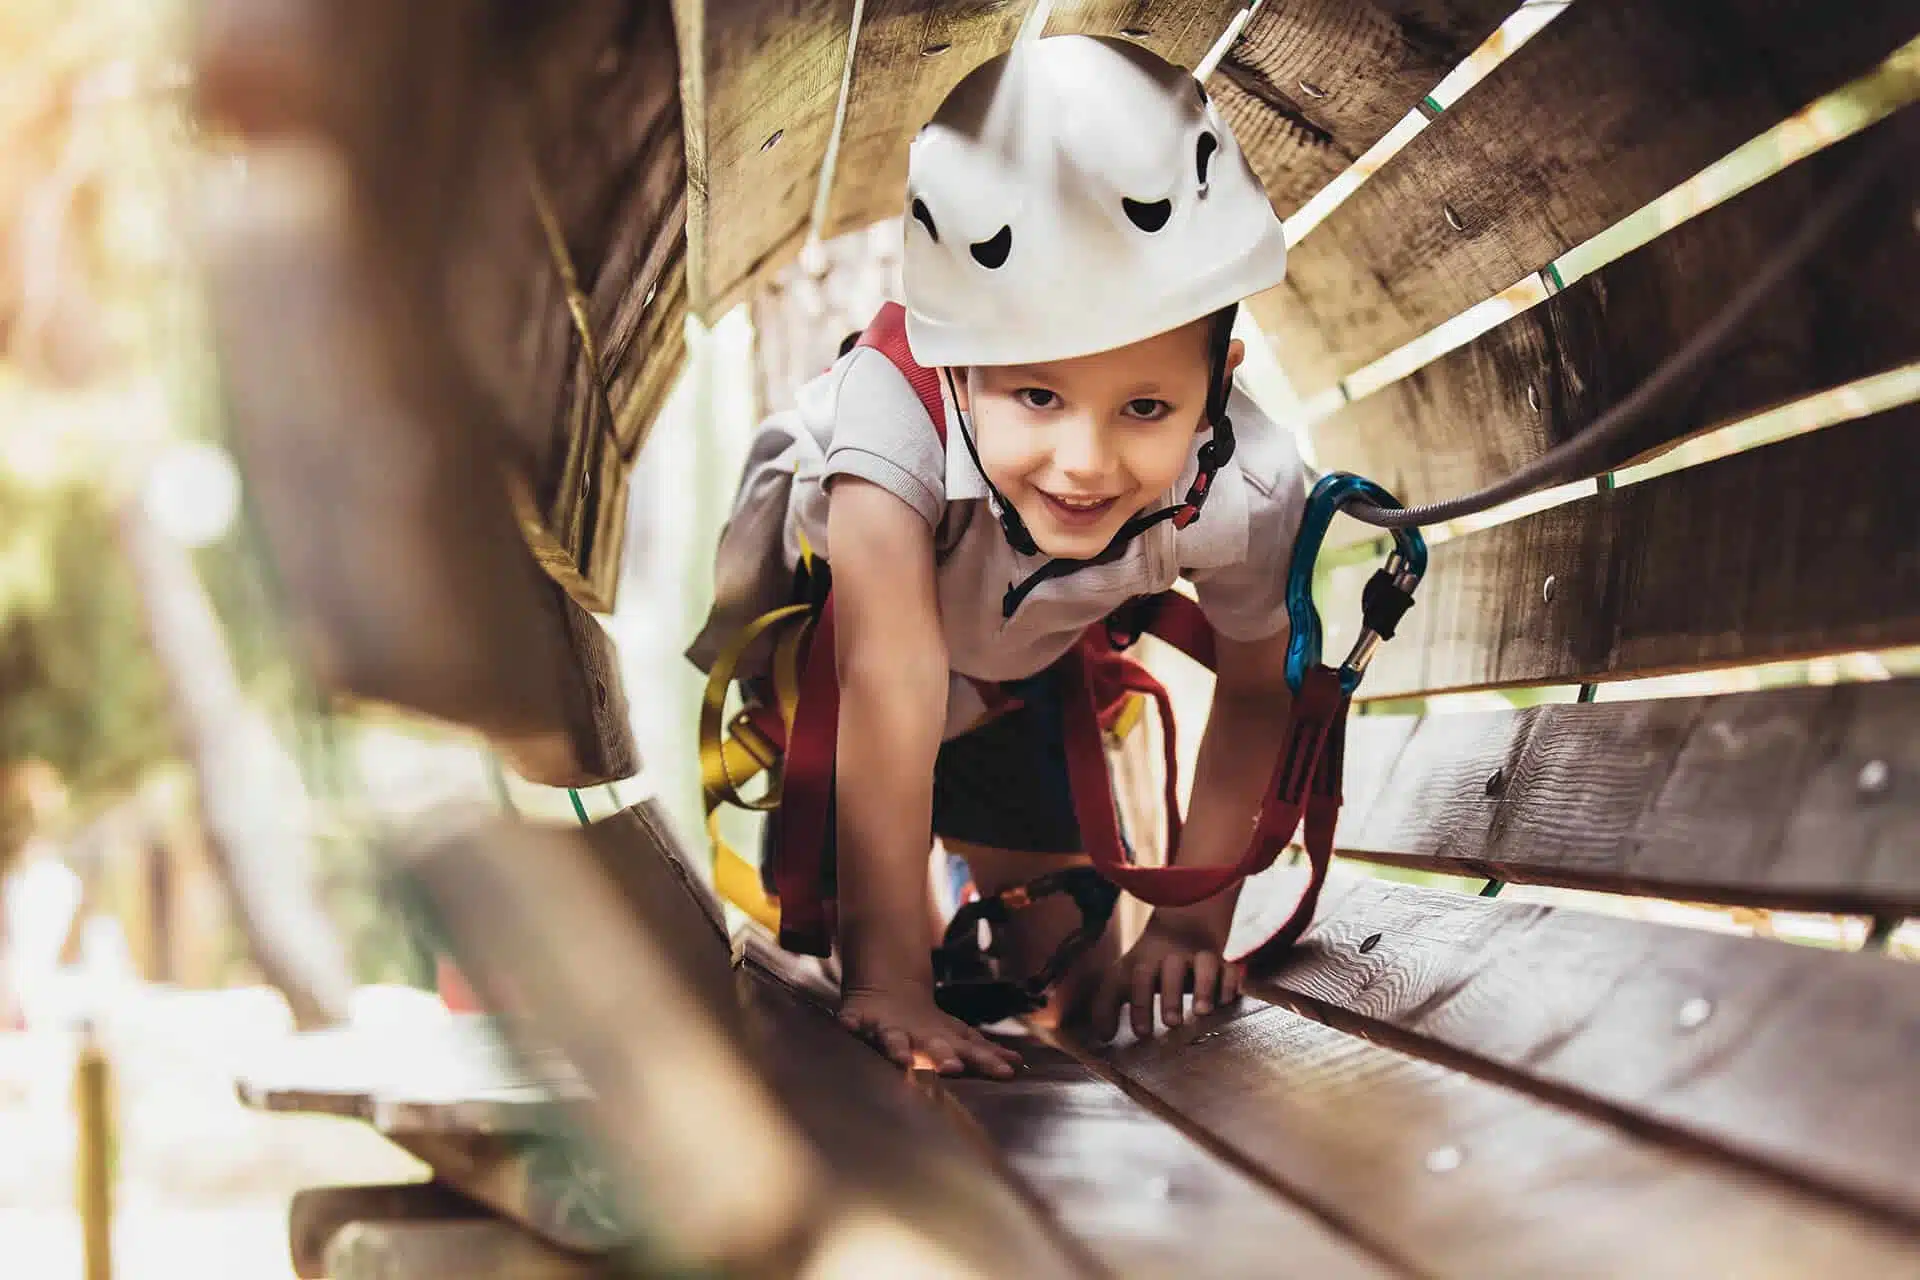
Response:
[[1087, 910, 1243, 1041], [839, 985, 1023, 1079]]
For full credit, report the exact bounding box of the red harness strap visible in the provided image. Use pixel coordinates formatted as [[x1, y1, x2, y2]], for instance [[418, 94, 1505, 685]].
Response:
[[768, 302, 1347, 962]]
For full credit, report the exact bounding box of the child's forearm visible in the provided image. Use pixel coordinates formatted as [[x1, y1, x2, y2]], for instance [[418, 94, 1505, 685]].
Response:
[[833, 658, 949, 990], [1165, 680, 1293, 934]]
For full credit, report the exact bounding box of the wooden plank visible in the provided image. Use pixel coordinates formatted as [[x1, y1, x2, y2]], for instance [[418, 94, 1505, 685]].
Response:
[[325, 1220, 617, 1280], [947, 1035, 1398, 1279], [289, 1183, 488, 1279], [1043, 2, 1248, 73], [1332, 407, 1920, 700], [675, 0, 856, 320], [396, 815, 826, 1270], [1075, 987, 1920, 1274], [1312, 108, 1920, 531], [1210, 0, 1513, 218], [1255, 0, 1918, 395], [1336, 680, 1920, 914], [1243, 871, 1920, 1227], [738, 945, 1093, 1279], [818, 0, 1026, 241]]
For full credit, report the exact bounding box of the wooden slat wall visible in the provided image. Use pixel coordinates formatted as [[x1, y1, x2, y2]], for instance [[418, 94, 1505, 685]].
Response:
[[1211, 0, 1513, 218], [1240, 872, 1920, 1226], [1335, 680, 1920, 914], [1310, 107, 1920, 531], [1255, 0, 1917, 396], [1070, 988, 1920, 1274], [1043, 1, 1248, 72], [817, 0, 1026, 241], [676, 0, 857, 320], [1329, 407, 1920, 700]]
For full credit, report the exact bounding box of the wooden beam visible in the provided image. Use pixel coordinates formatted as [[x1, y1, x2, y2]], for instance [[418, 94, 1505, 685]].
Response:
[[289, 1183, 488, 1279], [1336, 680, 1920, 915], [818, 0, 1026, 241], [1043, 2, 1248, 72], [947, 1035, 1398, 1278], [1211, 0, 1512, 218], [675, 0, 857, 320], [739, 943, 1093, 1279], [1074, 935, 1920, 1273], [1311, 108, 1920, 541], [325, 1220, 618, 1280], [1243, 871, 1920, 1226], [1256, 0, 1918, 395], [1331, 407, 1920, 699]]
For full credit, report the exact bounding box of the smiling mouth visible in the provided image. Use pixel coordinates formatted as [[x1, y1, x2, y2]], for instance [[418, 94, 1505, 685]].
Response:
[[1038, 490, 1119, 525]]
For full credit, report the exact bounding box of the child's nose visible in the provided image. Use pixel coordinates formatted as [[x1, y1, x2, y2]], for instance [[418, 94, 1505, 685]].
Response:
[[1052, 418, 1113, 479]]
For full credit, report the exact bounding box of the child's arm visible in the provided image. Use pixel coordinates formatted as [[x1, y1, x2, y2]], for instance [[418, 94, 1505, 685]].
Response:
[[1086, 626, 1293, 1040], [825, 477, 1022, 1079]]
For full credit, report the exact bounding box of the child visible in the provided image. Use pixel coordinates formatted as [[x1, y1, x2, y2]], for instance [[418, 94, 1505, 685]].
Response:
[[690, 35, 1302, 1078]]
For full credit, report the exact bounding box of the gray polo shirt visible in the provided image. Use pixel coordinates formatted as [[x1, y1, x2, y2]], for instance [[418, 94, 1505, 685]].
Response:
[[690, 344, 1306, 738]]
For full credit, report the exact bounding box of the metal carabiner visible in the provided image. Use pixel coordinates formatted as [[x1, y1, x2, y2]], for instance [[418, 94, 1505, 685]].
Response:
[[1283, 472, 1429, 695]]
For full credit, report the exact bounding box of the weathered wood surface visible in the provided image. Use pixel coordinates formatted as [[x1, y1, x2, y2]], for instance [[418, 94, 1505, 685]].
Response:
[[1336, 680, 1920, 913], [676, 0, 855, 319], [289, 1182, 488, 1279], [1073, 991, 1920, 1276], [324, 1219, 619, 1280], [396, 813, 824, 1269], [738, 943, 1092, 1279], [948, 1034, 1398, 1279], [1256, 0, 1919, 395], [1312, 108, 1920, 536], [1243, 871, 1920, 1226], [1332, 408, 1920, 700], [818, 0, 1026, 240], [1043, 2, 1248, 72], [1211, 0, 1512, 218]]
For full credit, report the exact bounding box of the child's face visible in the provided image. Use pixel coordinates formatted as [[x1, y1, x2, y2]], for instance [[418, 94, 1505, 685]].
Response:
[[955, 317, 1244, 560]]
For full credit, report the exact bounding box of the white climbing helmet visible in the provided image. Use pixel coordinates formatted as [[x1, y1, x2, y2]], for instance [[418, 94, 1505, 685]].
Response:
[[901, 34, 1288, 369]]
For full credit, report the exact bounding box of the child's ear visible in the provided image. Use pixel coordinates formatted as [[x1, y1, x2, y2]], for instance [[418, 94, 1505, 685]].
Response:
[[947, 368, 972, 413], [1226, 338, 1245, 376]]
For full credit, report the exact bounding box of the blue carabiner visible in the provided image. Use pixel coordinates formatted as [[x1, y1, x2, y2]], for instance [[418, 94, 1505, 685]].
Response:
[[1283, 473, 1429, 695]]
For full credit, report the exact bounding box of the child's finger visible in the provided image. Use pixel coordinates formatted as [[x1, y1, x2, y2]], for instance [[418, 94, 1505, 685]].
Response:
[[1089, 969, 1126, 1041], [879, 1028, 914, 1067], [923, 1035, 965, 1074], [958, 1039, 1017, 1079], [1222, 961, 1243, 1004], [1159, 954, 1189, 1027], [1191, 951, 1221, 1015], [1129, 963, 1157, 1039]]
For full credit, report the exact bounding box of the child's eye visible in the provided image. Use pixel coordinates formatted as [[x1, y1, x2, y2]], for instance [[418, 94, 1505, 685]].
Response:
[[1124, 398, 1172, 421], [1016, 388, 1060, 410]]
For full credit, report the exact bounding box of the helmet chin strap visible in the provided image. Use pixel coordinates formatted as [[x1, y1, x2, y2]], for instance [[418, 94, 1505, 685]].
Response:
[[941, 305, 1240, 619]]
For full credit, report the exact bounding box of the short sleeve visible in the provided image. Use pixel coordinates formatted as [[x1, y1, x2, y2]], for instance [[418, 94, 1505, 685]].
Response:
[[1186, 404, 1307, 643], [820, 345, 948, 528]]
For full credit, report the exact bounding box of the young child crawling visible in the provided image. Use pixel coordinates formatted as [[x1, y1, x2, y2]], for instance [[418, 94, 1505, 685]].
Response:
[[692, 35, 1306, 1078]]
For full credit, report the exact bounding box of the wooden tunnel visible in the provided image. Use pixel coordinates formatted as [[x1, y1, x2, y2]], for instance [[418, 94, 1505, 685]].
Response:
[[198, 1, 1920, 1276]]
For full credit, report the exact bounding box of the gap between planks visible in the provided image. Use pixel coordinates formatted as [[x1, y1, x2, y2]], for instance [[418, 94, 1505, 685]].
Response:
[[1029, 1019, 1424, 1277], [1243, 972, 1920, 1237]]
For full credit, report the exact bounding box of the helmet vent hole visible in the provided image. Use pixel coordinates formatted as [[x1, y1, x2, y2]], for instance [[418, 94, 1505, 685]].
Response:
[[1196, 133, 1217, 186], [970, 225, 1012, 268], [1122, 197, 1172, 233], [910, 197, 940, 243]]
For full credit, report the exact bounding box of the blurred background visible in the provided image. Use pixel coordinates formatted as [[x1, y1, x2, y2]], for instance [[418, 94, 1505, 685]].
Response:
[[0, 1, 1912, 1275]]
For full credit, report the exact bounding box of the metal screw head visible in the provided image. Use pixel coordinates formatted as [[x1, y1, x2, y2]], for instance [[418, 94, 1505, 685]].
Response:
[[761, 129, 783, 152], [1298, 79, 1328, 99], [1542, 574, 1557, 603], [1858, 759, 1891, 795], [1677, 997, 1713, 1029], [1443, 203, 1466, 232], [1485, 768, 1505, 797], [1425, 1145, 1464, 1174], [1359, 932, 1383, 954]]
